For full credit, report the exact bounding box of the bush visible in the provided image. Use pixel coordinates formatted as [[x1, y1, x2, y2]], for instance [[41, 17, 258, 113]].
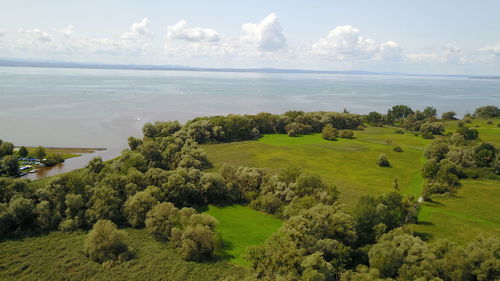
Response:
[[486, 120, 493, 125], [84, 220, 131, 264], [441, 111, 456, 120], [393, 146, 403, 152], [422, 131, 435, 139], [178, 224, 219, 262], [322, 124, 339, 141], [288, 129, 297, 137], [145, 202, 180, 240], [377, 154, 390, 167], [339, 130, 354, 139], [474, 105, 499, 118], [394, 129, 404, 134]]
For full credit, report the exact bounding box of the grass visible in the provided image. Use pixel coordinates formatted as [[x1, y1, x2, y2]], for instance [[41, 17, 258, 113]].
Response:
[[0, 229, 248, 281], [25, 147, 105, 160], [412, 179, 500, 244], [204, 127, 430, 210], [203, 205, 283, 267]]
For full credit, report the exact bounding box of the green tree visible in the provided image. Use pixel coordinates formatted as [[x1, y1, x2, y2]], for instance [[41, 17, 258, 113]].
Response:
[[2, 155, 19, 176], [474, 105, 499, 118], [84, 220, 131, 263], [18, 146, 29, 158], [87, 157, 105, 173], [123, 190, 158, 228], [441, 111, 456, 120], [8, 197, 35, 228], [127, 136, 143, 151], [33, 146, 46, 160], [0, 142, 14, 157], [178, 224, 219, 262], [145, 202, 180, 240]]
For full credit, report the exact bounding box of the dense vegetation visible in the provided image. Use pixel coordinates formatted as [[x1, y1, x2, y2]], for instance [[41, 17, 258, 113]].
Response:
[[0, 105, 498, 280]]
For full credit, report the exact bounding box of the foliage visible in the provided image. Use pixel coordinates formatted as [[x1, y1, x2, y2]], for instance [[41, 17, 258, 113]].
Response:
[[377, 153, 390, 167], [84, 220, 131, 264]]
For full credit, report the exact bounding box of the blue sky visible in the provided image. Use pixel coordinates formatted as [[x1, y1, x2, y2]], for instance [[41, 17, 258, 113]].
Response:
[[0, 0, 499, 74]]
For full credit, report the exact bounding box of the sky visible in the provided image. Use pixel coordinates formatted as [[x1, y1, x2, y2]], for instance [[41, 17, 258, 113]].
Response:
[[0, 0, 499, 75]]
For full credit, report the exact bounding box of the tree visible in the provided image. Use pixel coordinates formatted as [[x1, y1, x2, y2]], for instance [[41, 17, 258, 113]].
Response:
[[366, 111, 384, 126], [441, 111, 456, 120], [423, 106, 437, 119], [322, 124, 339, 141], [35, 200, 61, 230], [387, 105, 413, 123], [18, 146, 29, 158], [8, 197, 35, 228], [87, 157, 105, 173], [33, 146, 46, 160], [127, 136, 143, 151], [123, 190, 158, 228], [474, 105, 499, 118], [0, 142, 14, 157], [456, 126, 479, 140], [2, 155, 19, 176], [145, 202, 180, 240], [84, 220, 131, 263], [178, 224, 219, 261], [377, 153, 390, 167]]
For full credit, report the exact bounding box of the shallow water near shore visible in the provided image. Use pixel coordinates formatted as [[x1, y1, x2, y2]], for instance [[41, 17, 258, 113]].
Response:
[[1, 66, 499, 178]]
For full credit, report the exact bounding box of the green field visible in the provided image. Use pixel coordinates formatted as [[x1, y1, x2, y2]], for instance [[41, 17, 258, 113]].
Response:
[[204, 127, 430, 209], [203, 205, 283, 267], [0, 229, 247, 281], [412, 179, 500, 243], [203, 121, 500, 244]]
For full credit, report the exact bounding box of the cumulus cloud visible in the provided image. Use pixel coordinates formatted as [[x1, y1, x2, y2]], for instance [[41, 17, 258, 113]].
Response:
[[407, 46, 466, 64], [167, 20, 219, 42], [60, 25, 74, 37], [479, 42, 500, 59], [241, 13, 287, 52], [122, 17, 153, 40], [311, 25, 401, 61], [19, 28, 52, 42]]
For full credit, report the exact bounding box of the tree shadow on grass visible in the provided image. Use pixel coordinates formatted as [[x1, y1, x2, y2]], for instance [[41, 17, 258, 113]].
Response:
[[414, 231, 434, 242]]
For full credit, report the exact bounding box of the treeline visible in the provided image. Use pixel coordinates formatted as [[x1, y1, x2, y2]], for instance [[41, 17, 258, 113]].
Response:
[[141, 110, 363, 143]]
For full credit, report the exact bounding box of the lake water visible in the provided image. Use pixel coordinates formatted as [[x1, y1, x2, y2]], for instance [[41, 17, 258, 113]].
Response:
[[0, 66, 499, 178]]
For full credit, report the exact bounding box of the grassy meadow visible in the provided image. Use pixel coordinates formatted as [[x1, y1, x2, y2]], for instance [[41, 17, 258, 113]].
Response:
[[204, 127, 430, 209], [203, 205, 283, 267], [0, 229, 248, 281], [204, 119, 499, 244]]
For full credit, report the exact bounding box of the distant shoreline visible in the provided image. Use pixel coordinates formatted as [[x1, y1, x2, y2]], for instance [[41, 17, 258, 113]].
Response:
[[2, 58, 499, 80]]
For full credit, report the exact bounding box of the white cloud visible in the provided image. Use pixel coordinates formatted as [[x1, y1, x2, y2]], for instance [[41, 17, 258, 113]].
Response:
[[167, 20, 219, 42], [60, 25, 74, 37], [241, 13, 287, 52], [479, 42, 500, 59], [407, 46, 466, 64], [311, 25, 401, 61], [19, 28, 52, 42], [375, 41, 403, 61], [122, 17, 153, 40]]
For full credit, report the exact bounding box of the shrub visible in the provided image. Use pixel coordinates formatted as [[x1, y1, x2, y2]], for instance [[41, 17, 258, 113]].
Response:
[[394, 129, 404, 134], [339, 130, 354, 139], [84, 220, 131, 264], [288, 129, 297, 137], [441, 111, 456, 120], [321, 124, 339, 141], [178, 225, 219, 262], [377, 154, 390, 167], [422, 131, 435, 139], [474, 105, 499, 118], [393, 146, 403, 152], [145, 202, 180, 240], [486, 120, 493, 125]]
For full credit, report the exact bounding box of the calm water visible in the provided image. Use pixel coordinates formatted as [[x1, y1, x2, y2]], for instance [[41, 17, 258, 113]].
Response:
[[0, 66, 499, 178]]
